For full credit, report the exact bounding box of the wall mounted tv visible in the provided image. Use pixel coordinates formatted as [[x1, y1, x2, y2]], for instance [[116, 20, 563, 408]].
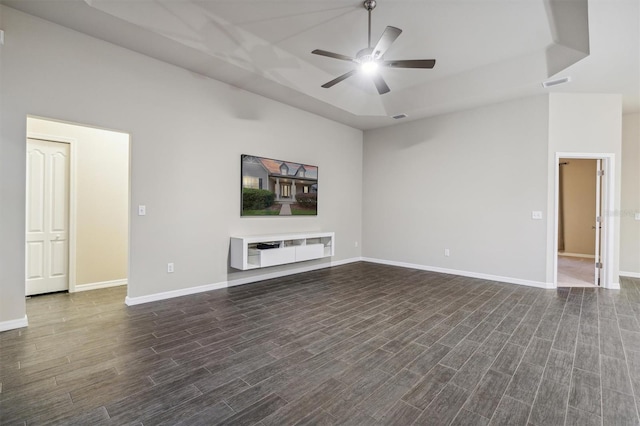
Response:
[[241, 154, 318, 217]]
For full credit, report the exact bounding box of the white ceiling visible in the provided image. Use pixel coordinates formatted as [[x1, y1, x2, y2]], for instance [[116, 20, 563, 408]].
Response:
[[3, 0, 639, 130]]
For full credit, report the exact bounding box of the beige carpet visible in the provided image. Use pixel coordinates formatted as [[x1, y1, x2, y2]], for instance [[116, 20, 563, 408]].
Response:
[[557, 255, 597, 287]]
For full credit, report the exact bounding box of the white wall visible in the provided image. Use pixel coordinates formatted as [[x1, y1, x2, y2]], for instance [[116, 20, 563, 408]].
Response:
[[546, 93, 622, 286], [362, 96, 551, 286], [621, 113, 640, 275], [27, 117, 130, 287], [0, 6, 363, 327]]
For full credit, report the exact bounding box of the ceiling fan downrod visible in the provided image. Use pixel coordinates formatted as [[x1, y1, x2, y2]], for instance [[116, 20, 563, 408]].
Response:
[[364, 0, 377, 48]]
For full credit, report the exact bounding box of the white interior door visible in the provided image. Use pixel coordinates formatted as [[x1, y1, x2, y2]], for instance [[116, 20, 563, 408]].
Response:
[[26, 138, 70, 295], [594, 159, 603, 286]]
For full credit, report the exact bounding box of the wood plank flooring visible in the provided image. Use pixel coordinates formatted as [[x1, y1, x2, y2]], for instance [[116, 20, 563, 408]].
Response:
[[1, 262, 640, 425]]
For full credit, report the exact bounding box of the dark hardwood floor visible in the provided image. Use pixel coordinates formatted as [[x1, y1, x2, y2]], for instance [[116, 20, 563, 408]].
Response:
[[1, 262, 640, 425]]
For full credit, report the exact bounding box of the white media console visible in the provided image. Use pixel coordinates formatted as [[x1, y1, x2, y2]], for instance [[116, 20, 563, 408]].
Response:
[[230, 232, 335, 270]]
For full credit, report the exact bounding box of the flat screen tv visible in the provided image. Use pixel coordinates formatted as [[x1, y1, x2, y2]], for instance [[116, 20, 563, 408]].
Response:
[[241, 154, 318, 217]]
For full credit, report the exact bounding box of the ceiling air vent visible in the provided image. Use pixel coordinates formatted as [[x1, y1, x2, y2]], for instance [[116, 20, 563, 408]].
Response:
[[542, 76, 571, 88], [392, 113, 408, 120]]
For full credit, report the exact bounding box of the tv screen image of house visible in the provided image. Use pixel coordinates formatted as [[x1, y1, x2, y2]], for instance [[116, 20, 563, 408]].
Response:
[[241, 154, 318, 216]]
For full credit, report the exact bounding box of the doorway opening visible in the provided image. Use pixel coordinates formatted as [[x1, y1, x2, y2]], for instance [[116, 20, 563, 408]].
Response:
[[25, 116, 130, 296], [554, 153, 614, 288]]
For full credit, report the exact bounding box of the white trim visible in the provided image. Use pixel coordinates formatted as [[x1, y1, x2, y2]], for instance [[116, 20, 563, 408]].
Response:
[[558, 253, 595, 259], [125, 281, 228, 306], [362, 257, 555, 289], [331, 257, 363, 267], [27, 131, 79, 293], [125, 258, 363, 306], [27, 132, 76, 145], [553, 153, 616, 289], [620, 271, 640, 279], [0, 315, 29, 332], [74, 279, 127, 292], [126, 252, 601, 307]]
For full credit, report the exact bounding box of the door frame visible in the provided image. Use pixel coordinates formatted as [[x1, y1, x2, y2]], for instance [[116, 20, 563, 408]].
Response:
[[27, 132, 78, 293], [553, 152, 616, 288]]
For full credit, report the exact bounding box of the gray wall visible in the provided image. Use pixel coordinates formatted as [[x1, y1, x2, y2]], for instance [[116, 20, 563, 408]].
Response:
[[621, 113, 640, 275], [1, 5, 634, 329], [362, 96, 550, 285], [361, 93, 623, 288], [0, 6, 363, 325], [546, 93, 622, 286]]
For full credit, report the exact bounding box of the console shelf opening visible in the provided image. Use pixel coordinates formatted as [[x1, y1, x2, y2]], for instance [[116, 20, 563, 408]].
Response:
[[230, 232, 334, 270]]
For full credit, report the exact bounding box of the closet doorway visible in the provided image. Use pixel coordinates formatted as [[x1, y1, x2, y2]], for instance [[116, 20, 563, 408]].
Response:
[[555, 153, 614, 288], [26, 116, 130, 295]]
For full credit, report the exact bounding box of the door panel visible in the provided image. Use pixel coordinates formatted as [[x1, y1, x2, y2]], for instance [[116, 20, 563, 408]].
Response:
[[27, 149, 45, 232], [51, 152, 68, 231], [26, 242, 44, 279], [26, 139, 70, 295], [51, 240, 67, 276]]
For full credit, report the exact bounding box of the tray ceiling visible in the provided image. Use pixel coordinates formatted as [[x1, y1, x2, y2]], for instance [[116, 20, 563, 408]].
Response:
[[2, 0, 638, 129]]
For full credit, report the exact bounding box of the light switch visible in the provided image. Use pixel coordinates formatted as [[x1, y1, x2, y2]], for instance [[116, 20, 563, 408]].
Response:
[[635, 213, 640, 221], [532, 211, 543, 220], [138, 205, 146, 216]]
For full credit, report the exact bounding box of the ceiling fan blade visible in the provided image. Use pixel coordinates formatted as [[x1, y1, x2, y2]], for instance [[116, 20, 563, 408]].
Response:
[[312, 49, 355, 62], [383, 59, 436, 69], [372, 26, 402, 59], [371, 74, 390, 95], [321, 69, 358, 88]]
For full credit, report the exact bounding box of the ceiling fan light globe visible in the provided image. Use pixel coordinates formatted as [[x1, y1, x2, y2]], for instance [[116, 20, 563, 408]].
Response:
[[361, 61, 378, 74]]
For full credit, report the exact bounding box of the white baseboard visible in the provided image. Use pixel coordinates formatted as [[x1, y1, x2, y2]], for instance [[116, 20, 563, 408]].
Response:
[[620, 271, 640, 279], [331, 257, 363, 267], [74, 279, 127, 293], [125, 255, 579, 307], [361, 257, 555, 289], [125, 257, 363, 306], [0, 315, 29, 332], [607, 282, 621, 289], [558, 253, 595, 259], [125, 281, 228, 306]]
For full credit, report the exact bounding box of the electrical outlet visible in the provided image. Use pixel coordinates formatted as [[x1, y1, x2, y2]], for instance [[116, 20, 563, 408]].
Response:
[[138, 205, 146, 216], [444, 248, 450, 257], [635, 213, 640, 221], [355, 241, 359, 248], [532, 211, 543, 220], [167, 263, 174, 273]]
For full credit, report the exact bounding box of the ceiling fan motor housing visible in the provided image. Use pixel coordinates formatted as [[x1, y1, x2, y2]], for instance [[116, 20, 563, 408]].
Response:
[[356, 47, 376, 63]]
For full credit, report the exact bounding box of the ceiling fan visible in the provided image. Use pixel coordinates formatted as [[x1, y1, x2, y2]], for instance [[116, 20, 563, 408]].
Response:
[[312, 0, 436, 95]]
